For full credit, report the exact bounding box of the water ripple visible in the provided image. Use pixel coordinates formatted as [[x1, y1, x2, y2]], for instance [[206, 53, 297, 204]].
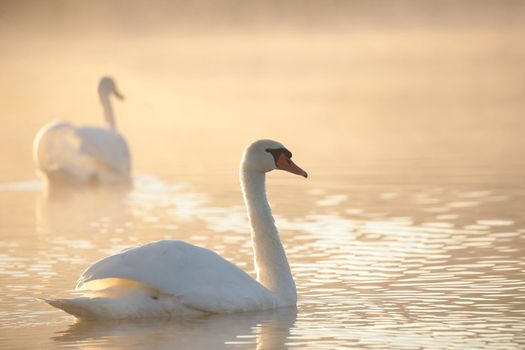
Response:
[[0, 175, 524, 349]]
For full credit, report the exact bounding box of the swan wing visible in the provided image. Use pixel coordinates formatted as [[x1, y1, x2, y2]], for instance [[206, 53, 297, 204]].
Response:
[[76, 240, 277, 313], [33, 120, 95, 181], [75, 126, 131, 176], [33, 122, 131, 183]]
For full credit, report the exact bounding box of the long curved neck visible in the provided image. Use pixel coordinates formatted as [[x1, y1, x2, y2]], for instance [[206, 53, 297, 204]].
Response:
[[100, 93, 116, 129], [240, 166, 296, 303]]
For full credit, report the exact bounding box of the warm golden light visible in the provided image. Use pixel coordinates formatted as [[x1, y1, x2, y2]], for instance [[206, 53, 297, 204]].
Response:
[[0, 1, 524, 349]]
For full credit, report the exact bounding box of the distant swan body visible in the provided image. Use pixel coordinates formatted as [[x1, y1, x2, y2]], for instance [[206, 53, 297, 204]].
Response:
[[46, 139, 308, 319], [33, 77, 131, 185]]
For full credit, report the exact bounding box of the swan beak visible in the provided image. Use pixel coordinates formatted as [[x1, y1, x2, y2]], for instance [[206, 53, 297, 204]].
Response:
[[277, 154, 308, 178], [114, 89, 125, 100]]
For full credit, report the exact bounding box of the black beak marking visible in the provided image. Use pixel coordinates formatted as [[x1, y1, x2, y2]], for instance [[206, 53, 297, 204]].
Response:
[[265, 148, 292, 166]]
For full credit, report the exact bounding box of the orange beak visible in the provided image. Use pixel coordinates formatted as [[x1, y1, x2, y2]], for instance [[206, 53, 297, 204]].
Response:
[[276, 154, 308, 178]]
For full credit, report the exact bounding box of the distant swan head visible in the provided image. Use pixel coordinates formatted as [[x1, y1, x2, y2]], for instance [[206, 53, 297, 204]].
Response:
[[98, 76, 124, 100], [98, 76, 124, 129], [242, 139, 308, 178]]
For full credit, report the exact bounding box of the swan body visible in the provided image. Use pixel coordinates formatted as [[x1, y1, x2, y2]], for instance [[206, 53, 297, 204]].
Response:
[[49, 241, 281, 319], [33, 77, 131, 185], [46, 140, 307, 319]]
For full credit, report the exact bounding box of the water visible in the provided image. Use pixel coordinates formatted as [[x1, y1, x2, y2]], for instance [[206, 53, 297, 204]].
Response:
[[1, 4, 525, 348], [1, 164, 524, 349]]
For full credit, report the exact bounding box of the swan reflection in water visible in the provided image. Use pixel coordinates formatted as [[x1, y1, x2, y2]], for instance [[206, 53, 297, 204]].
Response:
[[35, 183, 132, 237], [53, 307, 297, 350]]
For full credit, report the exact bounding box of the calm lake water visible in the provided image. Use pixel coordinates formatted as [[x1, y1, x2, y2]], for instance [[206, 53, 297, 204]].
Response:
[[1, 164, 524, 349], [1, 6, 525, 348]]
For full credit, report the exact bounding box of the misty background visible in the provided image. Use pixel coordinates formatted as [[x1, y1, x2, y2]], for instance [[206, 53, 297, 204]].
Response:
[[1, 0, 525, 183]]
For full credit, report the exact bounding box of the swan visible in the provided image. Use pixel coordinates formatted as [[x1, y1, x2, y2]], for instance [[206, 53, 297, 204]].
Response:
[[45, 139, 307, 319], [33, 76, 131, 186]]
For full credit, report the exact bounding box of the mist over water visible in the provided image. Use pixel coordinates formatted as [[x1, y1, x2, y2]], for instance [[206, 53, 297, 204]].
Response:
[[1, 1, 525, 349], [2, 0, 525, 179]]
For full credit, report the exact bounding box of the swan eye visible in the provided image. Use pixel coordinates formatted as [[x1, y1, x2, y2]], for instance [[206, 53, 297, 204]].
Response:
[[266, 147, 293, 166]]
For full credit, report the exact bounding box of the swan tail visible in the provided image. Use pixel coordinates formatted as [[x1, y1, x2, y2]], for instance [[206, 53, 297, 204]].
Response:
[[45, 297, 105, 319], [44, 279, 207, 319]]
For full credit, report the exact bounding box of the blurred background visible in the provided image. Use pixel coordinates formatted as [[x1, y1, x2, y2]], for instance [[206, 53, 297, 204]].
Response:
[[1, 0, 525, 183]]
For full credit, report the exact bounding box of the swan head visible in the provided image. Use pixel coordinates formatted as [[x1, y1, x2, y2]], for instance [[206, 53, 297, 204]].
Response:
[[242, 139, 308, 178], [98, 76, 124, 100]]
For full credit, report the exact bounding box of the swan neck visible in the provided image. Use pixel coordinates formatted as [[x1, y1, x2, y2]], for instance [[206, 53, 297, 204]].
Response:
[[100, 93, 116, 129], [240, 167, 296, 303]]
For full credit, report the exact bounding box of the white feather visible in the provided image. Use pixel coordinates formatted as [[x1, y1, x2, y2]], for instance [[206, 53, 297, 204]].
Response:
[[76, 241, 280, 314]]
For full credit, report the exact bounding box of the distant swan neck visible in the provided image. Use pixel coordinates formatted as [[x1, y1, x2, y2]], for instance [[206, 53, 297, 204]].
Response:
[[240, 167, 296, 303], [100, 93, 116, 129]]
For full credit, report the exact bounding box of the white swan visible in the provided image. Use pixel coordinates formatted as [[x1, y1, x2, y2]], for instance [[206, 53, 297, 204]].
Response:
[[33, 77, 131, 186], [46, 139, 307, 319]]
